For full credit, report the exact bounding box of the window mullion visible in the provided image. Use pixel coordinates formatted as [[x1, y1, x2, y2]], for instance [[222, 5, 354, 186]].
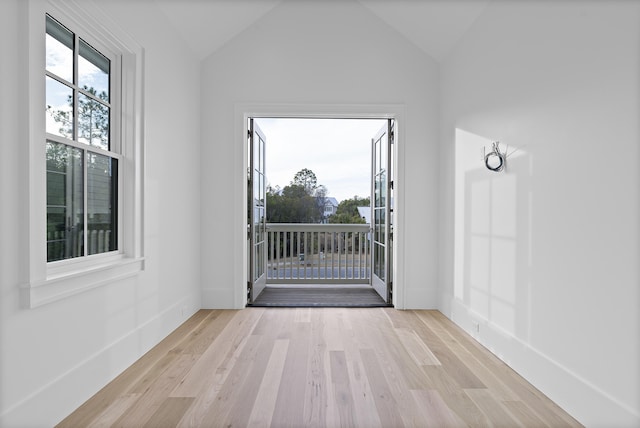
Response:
[[72, 33, 78, 142], [83, 148, 88, 256], [72, 32, 88, 257], [78, 87, 111, 108]]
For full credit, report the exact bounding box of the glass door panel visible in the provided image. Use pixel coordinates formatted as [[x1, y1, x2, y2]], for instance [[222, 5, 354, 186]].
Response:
[[248, 119, 267, 303], [371, 120, 393, 303]]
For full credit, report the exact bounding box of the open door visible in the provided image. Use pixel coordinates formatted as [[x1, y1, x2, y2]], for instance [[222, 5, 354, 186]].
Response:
[[371, 119, 394, 304], [247, 119, 267, 303]]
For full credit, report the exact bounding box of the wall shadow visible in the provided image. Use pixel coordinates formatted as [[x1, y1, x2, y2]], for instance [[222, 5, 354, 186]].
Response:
[[454, 129, 533, 341]]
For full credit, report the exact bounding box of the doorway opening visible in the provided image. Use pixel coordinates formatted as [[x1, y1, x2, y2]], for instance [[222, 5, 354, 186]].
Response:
[[246, 117, 396, 308]]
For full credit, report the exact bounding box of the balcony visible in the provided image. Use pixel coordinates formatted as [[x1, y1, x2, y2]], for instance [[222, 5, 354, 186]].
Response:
[[265, 223, 371, 284]]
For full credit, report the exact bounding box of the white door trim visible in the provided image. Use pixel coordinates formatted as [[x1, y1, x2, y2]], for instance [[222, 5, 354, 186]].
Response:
[[234, 103, 406, 309]]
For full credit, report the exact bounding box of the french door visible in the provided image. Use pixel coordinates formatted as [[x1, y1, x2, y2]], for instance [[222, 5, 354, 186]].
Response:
[[371, 119, 394, 303], [247, 119, 267, 303]]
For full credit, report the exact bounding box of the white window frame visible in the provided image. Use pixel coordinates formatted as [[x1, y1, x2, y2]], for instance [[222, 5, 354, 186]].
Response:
[[21, 0, 145, 308]]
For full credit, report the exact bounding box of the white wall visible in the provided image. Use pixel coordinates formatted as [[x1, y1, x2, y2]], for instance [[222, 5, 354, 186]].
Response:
[[0, 1, 202, 426], [439, 1, 640, 426], [200, 0, 440, 309]]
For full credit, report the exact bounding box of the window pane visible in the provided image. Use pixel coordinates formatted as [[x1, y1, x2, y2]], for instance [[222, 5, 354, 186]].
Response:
[[79, 39, 110, 102], [380, 170, 386, 207], [381, 132, 388, 176], [46, 76, 73, 139], [47, 141, 84, 262], [88, 153, 118, 255], [77, 92, 109, 150], [46, 15, 73, 82]]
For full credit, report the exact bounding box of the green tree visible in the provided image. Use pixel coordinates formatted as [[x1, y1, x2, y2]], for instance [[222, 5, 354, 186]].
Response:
[[329, 195, 370, 224], [267, 169, 327, 223], [291, 168, 318, 193]]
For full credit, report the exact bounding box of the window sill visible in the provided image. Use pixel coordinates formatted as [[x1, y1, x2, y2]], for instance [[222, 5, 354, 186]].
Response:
[[21, 256, 145, 308]]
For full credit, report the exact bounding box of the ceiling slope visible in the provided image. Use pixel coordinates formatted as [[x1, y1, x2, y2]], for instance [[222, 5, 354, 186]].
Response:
[[153, 0, 282, 60], [154, 0, 489, 62], [359, 0, 490, 62]]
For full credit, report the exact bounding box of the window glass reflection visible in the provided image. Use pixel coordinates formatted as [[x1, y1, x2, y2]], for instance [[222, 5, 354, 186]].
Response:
[[77, 92, 109, 150], [46, 15, 73, 82], [47, 141, 84, 261], [46, 76, 74, 139], [87, 153, 118, 255], [79, 38, 110, 102]]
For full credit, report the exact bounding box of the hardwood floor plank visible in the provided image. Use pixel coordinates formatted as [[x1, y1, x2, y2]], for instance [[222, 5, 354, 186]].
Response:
[[294, 307, 312, 323], [142, 397, 195, 428], [465, 388, 521, 427], [421, 365, 491, 427], [173, 310, 265, 427], [86, 393, 141, 428], [330, 350, 357, 428], [359, 348, 406, 427], [415, 311, 519, 401], [179, 310, 226, 355], [271, 320, 312, 427], [355, 310, 441, 425], [303, 309, 329, 427], [343, 310, 383, 428], [503, 400, 551, 427], [409, 310, 486, 389], [395, 327, 441, 366], [170, 309, 262, 398], [112, 354, 198, 427], [198, 334, 270, 427], [411, 389, 467, 427], [58, 309, 582, 428], [211, 309, 296, 427], [355, 308, 448, 426], [369, 309, 432, 390], [246, 339, 290, 427], [346, 356, 383, 428]]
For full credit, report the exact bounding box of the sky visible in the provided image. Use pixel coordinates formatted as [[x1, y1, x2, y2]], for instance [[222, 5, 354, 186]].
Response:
[[254, 118, 386, 202]]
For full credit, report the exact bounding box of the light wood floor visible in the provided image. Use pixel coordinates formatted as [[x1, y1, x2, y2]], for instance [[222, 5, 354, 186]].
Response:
[[57, 308, 582, 427]]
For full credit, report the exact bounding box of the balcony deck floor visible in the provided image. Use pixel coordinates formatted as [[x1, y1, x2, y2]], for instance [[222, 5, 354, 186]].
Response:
[[250, 285, 390, 307]]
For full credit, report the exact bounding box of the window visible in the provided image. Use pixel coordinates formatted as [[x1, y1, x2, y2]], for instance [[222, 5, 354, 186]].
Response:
[[22, 2, 145, 308], [45, 15, 118, 262]]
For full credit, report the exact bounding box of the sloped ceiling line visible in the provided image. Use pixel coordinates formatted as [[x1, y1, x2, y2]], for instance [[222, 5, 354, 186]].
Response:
[[154, 0, 489, 62]]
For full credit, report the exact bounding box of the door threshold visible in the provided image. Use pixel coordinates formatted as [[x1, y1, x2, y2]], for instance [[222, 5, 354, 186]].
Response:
[[248, 286, 392, 308]]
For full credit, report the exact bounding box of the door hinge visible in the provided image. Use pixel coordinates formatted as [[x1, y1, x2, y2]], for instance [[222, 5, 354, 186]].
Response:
[[390, 180, 394, 190], [248, 129, 252, 139]]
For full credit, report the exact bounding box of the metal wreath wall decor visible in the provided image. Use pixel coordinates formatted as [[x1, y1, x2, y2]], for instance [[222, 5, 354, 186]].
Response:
[[484, 141, 506, 172]]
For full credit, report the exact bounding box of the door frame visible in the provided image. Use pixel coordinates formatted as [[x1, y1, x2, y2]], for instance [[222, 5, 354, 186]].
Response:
[[234, 103, 406, 309]]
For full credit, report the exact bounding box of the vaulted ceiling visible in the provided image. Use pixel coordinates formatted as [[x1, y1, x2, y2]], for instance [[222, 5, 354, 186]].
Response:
[[153, 0, 490, 62]]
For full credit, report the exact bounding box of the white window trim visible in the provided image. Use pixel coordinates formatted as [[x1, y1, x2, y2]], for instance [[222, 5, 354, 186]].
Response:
[[21, 0, 145, 308]]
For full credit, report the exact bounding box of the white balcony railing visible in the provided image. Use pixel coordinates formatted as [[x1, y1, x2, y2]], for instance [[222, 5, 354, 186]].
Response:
[[266, 223, 371, 284]]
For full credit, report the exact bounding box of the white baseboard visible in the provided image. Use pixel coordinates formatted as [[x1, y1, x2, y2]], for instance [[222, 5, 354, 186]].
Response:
[[0, 294, 200, 427], [447, 298, 640, 428]]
